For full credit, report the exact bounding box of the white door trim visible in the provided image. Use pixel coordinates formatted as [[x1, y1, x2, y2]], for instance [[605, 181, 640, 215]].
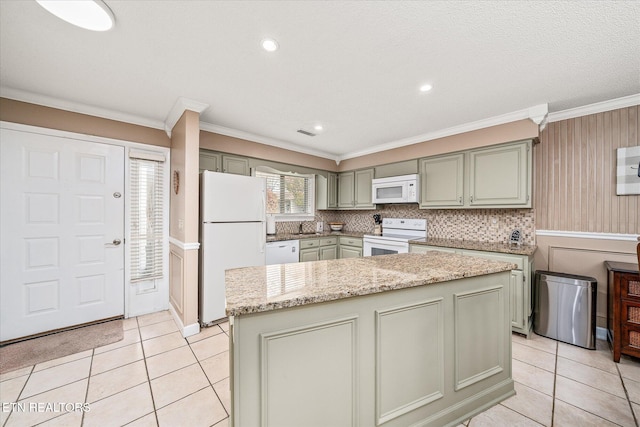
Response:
[[0, 121, 170, 319]]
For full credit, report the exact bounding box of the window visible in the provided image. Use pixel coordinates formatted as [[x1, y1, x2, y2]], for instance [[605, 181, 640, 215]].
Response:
[[130, 152, 165, 282], [255, 168, 315, 221]]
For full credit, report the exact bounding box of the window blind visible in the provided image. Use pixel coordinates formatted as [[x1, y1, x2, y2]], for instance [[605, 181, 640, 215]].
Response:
[[255, 170, 313, 216], [130, 158, 164, 282]]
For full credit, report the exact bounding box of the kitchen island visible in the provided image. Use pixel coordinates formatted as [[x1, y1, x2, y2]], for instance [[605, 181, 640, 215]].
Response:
[[225, 252, 516, 427]]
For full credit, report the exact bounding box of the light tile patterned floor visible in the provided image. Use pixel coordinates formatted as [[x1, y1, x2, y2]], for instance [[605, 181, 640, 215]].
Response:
[[1, 311, 639, 426]]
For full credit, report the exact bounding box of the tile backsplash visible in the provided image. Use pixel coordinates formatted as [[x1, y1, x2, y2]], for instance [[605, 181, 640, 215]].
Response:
[[280, 204, 535, 245]]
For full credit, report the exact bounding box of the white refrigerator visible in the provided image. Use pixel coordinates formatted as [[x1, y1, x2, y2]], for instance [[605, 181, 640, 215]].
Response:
[[199, 171, 266, 325]]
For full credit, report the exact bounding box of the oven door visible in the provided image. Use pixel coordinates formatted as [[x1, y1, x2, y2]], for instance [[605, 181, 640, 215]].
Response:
[[363, 237, 409, 256]]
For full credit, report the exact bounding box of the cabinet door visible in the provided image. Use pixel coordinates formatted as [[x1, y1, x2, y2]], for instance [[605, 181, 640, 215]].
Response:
[[200, 151, 221, 173], [338, 172, 355, 208], [354, 169, 375, 208], [223, 155, 250, 175], [300, 248, 319, 262], [316, 175, 328, 210], [511, 270, 524, 330], [339, 246, 361, 259], [468, 141, 530, 206], [419, 154, 464, 208], [319, 246, 337, 260], [327, 173, 338, 209]]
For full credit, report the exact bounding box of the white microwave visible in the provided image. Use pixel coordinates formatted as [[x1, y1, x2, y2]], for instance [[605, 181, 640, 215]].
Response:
[[372, 174, 420, 204]]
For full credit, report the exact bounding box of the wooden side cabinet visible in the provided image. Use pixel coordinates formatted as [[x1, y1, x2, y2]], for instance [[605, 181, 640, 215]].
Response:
[[606, 261, 640, 362]]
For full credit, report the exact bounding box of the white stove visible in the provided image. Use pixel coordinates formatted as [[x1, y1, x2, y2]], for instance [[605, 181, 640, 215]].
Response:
[[363, 218, 427, 256]]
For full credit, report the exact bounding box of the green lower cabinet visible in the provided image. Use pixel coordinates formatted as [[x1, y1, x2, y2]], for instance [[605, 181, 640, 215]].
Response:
[[300, 248, 320, 262], [410, 244, 533, 336], [300, 237, 338, 262], [338, 236, 363, 259]]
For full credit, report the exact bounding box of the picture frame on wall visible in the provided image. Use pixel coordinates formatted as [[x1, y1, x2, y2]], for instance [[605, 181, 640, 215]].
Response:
[[616, 145, 640, 195]]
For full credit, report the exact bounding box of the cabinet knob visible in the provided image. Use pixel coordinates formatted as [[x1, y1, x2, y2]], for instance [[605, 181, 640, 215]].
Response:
[[470, 195, 474, 202]]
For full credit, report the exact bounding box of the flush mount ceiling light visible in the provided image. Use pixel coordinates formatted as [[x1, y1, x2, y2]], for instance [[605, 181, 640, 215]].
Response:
[[36, 0, 115, 32], [261, 38, 279, 52], [314, 124, 323, 132], [419, 84, 433, 93]]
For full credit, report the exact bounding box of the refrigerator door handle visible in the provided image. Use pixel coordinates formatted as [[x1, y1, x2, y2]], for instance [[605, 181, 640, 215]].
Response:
[[261, 222, 266, 253]]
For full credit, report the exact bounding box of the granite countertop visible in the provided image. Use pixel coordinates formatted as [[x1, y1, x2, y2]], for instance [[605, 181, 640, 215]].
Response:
[[411, 237, 537, 256], [266, 231, 366, 243], [225, 251, 515, 316]]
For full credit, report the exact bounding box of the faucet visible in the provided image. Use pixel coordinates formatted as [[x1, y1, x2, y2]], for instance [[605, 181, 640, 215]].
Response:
[[298, 222, 303, 234]]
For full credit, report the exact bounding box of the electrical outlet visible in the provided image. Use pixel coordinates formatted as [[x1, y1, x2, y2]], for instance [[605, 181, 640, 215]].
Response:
[[316, 222, 323, 233], [178, 219, 184, 230]]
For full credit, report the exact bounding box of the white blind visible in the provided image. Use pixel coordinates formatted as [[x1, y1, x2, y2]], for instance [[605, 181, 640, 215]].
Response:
[[130, 158, 164, 282], [255, 170, 313, 215]]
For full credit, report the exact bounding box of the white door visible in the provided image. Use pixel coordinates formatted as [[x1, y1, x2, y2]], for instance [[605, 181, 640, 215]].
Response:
[[1, 128, 125, 341]]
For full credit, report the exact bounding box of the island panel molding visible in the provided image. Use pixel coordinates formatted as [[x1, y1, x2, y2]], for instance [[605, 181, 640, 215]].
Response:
[[454, 286, 505, 391], [260, 316, 358, 426], [375, 298, 445, 425]]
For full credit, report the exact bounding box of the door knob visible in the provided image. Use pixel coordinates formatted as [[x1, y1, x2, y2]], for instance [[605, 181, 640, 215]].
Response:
[[112, 239, 122, 246]]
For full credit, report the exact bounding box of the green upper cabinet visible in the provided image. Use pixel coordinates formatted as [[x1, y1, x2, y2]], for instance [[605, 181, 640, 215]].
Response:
[[199, 151, 249, 176], [199, 151, 221, 173], [316, 172, 338, 210], [419, 139, 532, 209], [354, 169, 375, 208], [337, 171, 355, 208], [222, 155, 250, 175], [337, 168, 375, 210], [419, 153, 464, 208], [468, 141, 530, 207]]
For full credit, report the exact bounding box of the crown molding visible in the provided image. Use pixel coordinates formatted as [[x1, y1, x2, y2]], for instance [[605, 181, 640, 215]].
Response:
[[199, 121, 339, 162], [0, 86, 166, 130], [547, 93, 640, 123], [164, 97, 209, 137], [337, 104, 547, 161]]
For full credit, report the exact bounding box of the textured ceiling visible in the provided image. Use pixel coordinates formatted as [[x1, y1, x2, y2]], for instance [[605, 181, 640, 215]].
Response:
[[1, 1, 639, 160]]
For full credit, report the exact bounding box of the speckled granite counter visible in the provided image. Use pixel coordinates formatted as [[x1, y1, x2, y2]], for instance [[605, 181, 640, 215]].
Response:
[[410, 237, 537, 256], [225, 251, 515, 316], [266, 230, 366, 242]]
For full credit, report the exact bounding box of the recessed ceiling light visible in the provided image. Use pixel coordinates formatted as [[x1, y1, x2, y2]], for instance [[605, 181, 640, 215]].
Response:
[[314, 124, 323, 131], [261, 38, 279, 52], [419, 84, 433, 93], [36, 0, 115, 31]]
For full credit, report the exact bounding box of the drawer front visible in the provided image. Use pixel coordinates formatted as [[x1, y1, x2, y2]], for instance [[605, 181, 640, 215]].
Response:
[[300, 239, 319, 249], [339, 236, 362, 248], [319, 237, 338, 246], [459, 250, 524, 270], [621, 324, 640, 358], [622, 300, 640, 327], [621, 273, 640, 301]]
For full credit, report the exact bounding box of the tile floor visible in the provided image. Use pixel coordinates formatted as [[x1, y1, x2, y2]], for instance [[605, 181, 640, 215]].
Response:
[[1, 310, 639, 427]]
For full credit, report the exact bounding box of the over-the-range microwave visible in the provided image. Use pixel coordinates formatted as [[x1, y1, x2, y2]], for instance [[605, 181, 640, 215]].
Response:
[[372, 174, 419, 204]]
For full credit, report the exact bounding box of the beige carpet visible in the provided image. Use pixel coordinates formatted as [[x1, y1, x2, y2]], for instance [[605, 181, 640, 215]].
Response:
[[0, 319, 124, 374]]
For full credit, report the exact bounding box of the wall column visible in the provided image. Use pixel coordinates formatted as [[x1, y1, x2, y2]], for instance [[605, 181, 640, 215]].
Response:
[[169, 108, 203, 337]]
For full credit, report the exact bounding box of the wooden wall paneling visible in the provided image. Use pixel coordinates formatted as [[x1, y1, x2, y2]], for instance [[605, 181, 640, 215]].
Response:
[[612, 109, 621, 233], [629, 107, 638, 234], [603, 110, 612, 233], [535, 106, 639, 234]]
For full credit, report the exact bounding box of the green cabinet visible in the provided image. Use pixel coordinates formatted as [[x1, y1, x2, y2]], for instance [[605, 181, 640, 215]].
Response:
[[410, 244, 533, 336], [299, 237, 338, 262], [419, 140, 532, 209], [222, 155, 250, 175], [338, 236, 363, 258], [199, 151, 221, 173], [468, 141, 530, 206], [199, 151, 250, 176], [337, 169, 375, 210], [316, 173, 338, 210], [419, 153, 464, 207]]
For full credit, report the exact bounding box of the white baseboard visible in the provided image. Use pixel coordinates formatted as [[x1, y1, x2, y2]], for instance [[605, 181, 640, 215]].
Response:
[[169, 304, 200, 338], [596, 326, 607, 341]]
